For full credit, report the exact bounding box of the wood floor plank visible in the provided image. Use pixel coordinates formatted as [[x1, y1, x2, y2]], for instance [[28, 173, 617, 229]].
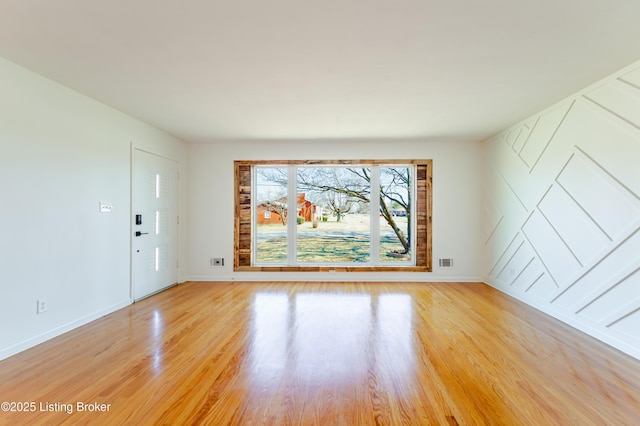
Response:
[[0, 281, 639, 425]]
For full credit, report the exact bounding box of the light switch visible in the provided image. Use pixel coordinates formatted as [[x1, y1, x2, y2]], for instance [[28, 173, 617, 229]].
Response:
[[99, 202, 113, 213]]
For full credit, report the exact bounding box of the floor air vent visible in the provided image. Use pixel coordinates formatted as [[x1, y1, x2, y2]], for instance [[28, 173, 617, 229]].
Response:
[[439, 258, 454, 268]]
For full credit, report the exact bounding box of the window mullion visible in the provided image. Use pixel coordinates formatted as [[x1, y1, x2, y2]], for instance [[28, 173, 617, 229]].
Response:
[[287, 166, 297, 266], [370, 166, 380, 265]]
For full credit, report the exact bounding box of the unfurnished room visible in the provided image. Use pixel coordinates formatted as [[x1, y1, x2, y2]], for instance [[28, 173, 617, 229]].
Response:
[[1, 0, 640, 424]]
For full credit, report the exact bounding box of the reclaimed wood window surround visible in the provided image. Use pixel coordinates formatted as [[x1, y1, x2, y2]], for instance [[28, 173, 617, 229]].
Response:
[[234, 160, 432, 272]]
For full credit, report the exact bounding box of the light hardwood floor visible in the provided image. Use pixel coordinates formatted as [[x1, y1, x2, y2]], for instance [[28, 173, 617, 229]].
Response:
[[0, 281, 639, 425]]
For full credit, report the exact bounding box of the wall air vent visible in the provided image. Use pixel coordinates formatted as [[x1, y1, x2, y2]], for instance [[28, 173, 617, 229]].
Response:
[[439, 258, 454, 268]]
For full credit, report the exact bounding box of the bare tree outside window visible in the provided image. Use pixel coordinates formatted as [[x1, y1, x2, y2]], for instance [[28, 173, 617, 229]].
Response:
[[255, 167, 288, 263], [323, 191, 353, 222], [256, 165, 413, 263]]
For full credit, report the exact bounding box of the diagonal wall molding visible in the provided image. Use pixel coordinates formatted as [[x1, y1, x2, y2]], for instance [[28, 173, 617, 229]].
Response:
[[483, 60, 640, 360]]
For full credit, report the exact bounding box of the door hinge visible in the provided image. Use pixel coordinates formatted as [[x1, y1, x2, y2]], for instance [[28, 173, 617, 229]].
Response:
[[177, 215, 179, 224]]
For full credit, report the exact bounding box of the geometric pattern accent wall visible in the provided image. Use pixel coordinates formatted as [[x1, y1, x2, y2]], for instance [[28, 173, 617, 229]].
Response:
[[483, 62, 640, 359]]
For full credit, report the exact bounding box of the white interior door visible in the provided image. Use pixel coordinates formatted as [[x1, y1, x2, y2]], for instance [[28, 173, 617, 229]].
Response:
[[132, 148, 179, 301]]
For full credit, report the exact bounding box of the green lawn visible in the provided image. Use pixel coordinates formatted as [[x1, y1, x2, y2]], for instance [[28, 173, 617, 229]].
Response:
[[255, 232, 410, 264]]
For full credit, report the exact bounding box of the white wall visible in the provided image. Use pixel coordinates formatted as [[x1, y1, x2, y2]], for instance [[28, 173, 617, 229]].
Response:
[[0, 58, 187, 360], [483, 60, 640, 360], [187, 139, 483, 282]]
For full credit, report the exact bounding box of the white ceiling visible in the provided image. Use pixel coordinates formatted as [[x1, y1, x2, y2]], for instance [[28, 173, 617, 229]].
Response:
[[2, 1, 640, 143]]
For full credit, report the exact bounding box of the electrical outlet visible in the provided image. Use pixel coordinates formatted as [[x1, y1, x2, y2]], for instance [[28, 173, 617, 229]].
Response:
[[37, 299, 48, 314], [211, 258, 224, 267]]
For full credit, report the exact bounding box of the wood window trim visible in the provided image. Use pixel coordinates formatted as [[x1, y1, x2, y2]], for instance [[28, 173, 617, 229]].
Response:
[[234, 159, 432, 272]]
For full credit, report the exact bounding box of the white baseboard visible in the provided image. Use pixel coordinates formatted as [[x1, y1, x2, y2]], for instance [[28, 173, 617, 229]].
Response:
[[483, 278, 640, 361], [185, 272, 484, 283], [0, 299, 132, 362], [185, 274, 484, 283]]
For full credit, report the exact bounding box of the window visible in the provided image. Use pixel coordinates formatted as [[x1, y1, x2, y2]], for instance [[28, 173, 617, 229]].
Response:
[[235, 160, 432, 272]]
